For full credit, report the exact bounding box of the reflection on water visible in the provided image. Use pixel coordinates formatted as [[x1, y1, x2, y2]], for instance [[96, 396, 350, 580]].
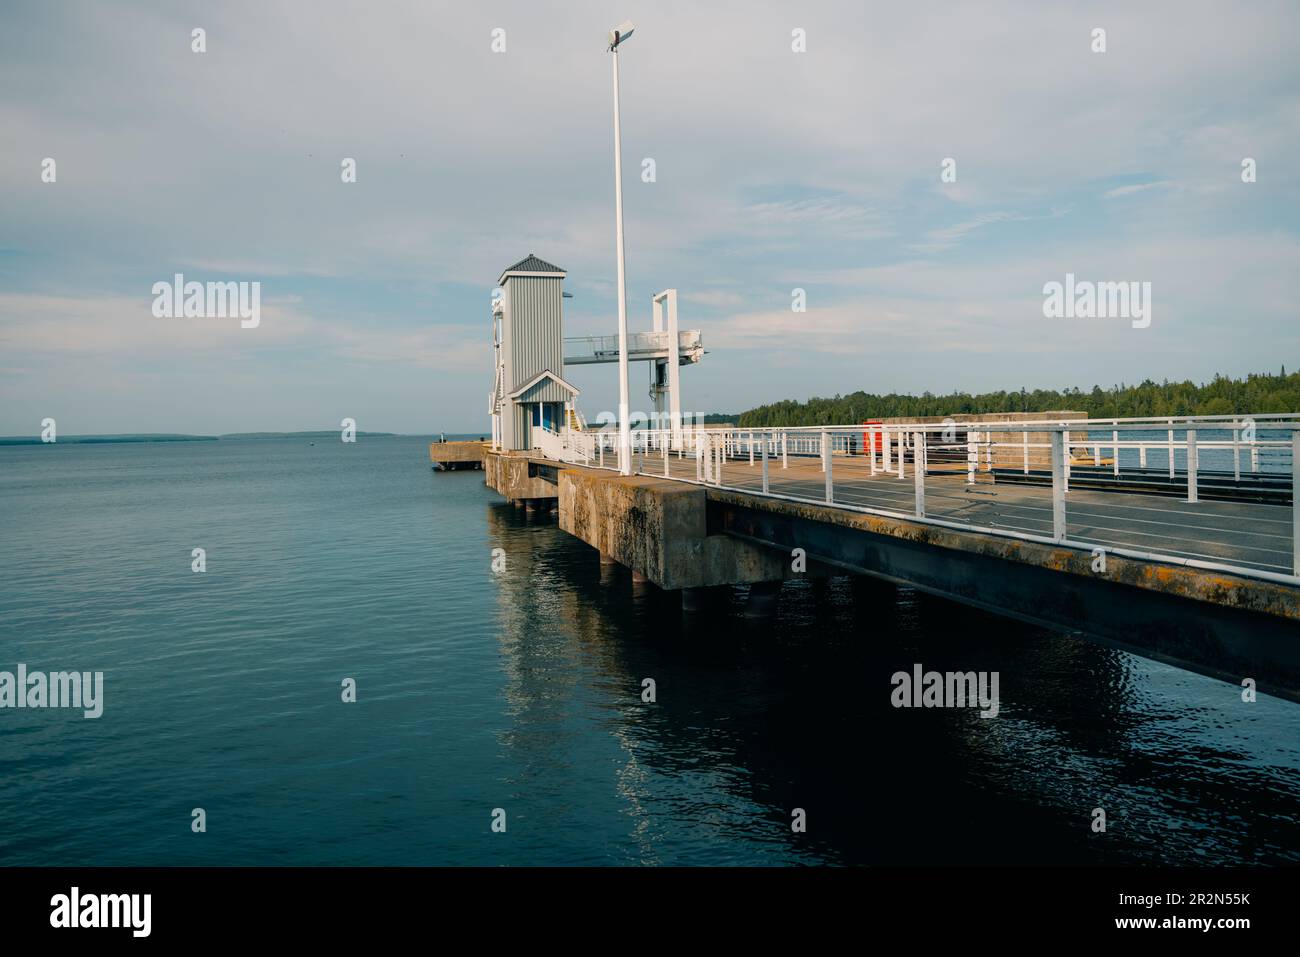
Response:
[[485, 494, 1300, 866]]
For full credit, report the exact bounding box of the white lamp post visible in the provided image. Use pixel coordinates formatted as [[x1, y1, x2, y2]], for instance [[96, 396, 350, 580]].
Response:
[[608, 20, 634, 475]]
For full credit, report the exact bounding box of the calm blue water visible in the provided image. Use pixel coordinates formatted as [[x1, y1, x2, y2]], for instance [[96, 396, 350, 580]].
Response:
[[1, 436, 1297, 866]]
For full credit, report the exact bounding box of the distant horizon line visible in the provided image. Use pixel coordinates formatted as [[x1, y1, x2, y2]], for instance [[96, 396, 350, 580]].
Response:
[[0, 430, 492, 445]]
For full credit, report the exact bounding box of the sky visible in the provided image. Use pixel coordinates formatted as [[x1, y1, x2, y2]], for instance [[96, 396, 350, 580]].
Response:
[[2, 0, 1298, 435]]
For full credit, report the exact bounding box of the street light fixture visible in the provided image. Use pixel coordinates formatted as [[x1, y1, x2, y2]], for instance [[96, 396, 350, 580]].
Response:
[[608, 20, 634, 475], [608, 21, 634, 50]]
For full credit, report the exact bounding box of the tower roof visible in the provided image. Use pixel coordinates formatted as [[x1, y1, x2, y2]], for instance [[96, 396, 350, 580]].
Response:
[[498, 254, 566, 284], [507, 368, 581, 400]]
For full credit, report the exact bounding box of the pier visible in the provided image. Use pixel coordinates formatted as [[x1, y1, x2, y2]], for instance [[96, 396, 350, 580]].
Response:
[[429, 440, 487, 471], [482, 415, 1300, 702]]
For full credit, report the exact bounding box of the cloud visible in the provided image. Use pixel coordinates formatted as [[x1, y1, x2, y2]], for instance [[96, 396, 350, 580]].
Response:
[[1103, 181, 1175, 198], [741, 196, 896, 240], [681, 289, 748, 309], [1, 0, 1298, 429], [0, 292, 481, 371]]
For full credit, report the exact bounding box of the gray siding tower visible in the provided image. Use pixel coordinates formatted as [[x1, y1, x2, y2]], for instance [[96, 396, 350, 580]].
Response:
[[489, 255, 581, 451]]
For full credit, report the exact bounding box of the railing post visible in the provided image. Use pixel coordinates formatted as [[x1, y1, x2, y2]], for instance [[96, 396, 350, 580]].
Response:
[[749, 432, 755, 466], [824, 431, 833, 503], [898, 430, 906, 480], [1168, 423, 1175, 479], [883, 427, 892, 473], [1060, 422, 1070, 493], [966, 430, 976, 484], [782, 431, 788, 469], [1050, 430, 1066, 542], [761, 434, 769, 493], [695, 439, 703, 481], [1112, 428, 1120, 477], [913, 432, 926, 517], [1293, 430, 1299, 576], [1233, 424, 1241, 483], [1022, 431, 1029, 475], [1186, 429, 1198, 503], [663, 437, 669, 478]]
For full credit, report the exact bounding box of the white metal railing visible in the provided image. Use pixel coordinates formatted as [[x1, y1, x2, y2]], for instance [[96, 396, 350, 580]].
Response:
[[544, 415, 1299, 584], [530, 424, 638, 467], [563, 329, 704, 364], [529, 424, 567, 462]]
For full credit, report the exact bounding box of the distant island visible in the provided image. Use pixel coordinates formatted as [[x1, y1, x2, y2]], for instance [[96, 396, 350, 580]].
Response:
[[0, 431, 398, 446], [218, 431, 398, 440]]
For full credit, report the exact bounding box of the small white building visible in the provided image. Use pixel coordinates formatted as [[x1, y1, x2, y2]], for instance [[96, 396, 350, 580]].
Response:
[[488, 255, 581, 452]]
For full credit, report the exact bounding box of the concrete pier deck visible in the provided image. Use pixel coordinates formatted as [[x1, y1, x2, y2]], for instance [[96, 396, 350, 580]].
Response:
[[646, 450, 1295, 576], [429, 440, 487, 471]]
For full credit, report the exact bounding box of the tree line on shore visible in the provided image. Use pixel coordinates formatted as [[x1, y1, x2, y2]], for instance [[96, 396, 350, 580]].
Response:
[[731, 369, 1299, 427]]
